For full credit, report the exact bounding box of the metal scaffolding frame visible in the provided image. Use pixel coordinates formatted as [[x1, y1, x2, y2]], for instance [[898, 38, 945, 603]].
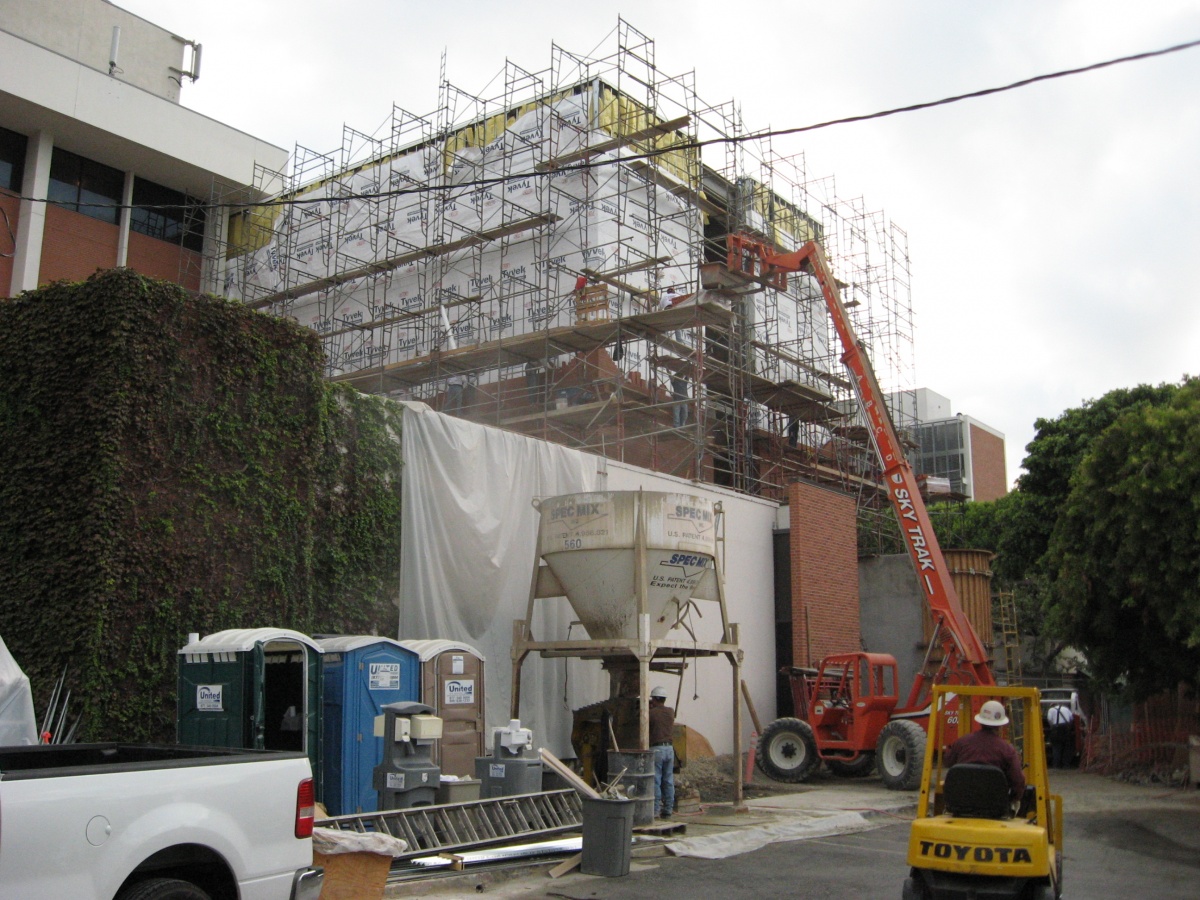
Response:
[[204, 18, 917, 531]]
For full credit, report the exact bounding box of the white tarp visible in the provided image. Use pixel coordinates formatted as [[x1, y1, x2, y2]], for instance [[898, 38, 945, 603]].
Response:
[[666, 810, 875, 859], [398, 403, 606, 757], [0, 634, 38, 746], [397, 406, 780, 757]]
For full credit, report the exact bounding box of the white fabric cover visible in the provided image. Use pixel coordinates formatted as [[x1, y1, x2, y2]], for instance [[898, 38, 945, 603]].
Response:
[[312, 827, 408, 857], [0, 634, 38, 746], [398, 403, 605, 757]]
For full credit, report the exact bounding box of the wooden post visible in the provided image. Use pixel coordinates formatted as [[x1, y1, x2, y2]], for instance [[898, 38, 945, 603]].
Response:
[[730, 624, 743, 808], [740, 679, 764, 735]]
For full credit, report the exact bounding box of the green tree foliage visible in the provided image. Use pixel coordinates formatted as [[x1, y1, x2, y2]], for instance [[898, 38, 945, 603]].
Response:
[[1046, 379, 1200, 696], [0, 270, 403, 741], [925, 381, 1191, 678], [1016, 382, 1178, 578]]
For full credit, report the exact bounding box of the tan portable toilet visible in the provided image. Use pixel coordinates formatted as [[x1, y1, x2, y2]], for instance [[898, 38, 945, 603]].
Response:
[[397, 639, 486, 777]]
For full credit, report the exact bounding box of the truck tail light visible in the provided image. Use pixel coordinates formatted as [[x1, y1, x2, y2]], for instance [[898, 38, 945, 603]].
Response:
[[295, 778, 315, 838]]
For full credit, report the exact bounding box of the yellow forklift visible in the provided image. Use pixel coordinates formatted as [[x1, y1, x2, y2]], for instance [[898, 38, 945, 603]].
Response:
[[904, 685, 1063, 900]]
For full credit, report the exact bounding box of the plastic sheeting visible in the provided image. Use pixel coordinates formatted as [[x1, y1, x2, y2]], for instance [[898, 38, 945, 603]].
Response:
[[312, 827, 408, 857], [0, 634, 38, 746], [398, 403, 605, 757], [666, 810, 874, 859]]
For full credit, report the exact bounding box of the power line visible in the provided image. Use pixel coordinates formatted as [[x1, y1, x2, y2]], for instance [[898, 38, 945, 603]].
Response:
[[8, 36, 1200, 215]]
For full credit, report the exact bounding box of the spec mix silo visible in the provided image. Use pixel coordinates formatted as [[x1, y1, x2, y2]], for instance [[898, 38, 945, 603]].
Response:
[[536, 491, 720, 641]]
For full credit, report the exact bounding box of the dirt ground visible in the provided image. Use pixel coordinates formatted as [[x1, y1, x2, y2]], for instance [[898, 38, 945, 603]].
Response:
[[675, 752, 841, 806]]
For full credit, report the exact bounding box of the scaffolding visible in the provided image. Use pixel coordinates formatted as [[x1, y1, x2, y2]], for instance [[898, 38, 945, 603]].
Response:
[[204, 19, 917, 532]]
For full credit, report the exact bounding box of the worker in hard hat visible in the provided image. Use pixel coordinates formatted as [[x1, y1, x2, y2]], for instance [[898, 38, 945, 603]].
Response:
[[943, 700, 1026, 801], [649, 686, 676, 819]]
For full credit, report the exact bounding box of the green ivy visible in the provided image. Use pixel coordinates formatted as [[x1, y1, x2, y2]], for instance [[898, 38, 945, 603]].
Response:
[[0, 269, 403, 742]]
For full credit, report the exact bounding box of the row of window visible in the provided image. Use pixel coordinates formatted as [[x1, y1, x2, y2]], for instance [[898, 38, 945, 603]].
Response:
[[0, 127, 206, 252]]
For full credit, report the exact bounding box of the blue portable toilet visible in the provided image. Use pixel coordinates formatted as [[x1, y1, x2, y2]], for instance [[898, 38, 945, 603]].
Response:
[[316, 635, 420, 815]]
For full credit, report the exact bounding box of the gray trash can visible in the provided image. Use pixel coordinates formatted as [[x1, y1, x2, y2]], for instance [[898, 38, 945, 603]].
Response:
[[608, 749, 655, 825], [580, 797, 634, 877]]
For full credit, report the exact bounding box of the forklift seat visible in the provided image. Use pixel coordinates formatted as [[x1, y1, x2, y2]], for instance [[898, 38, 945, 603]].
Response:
[[942, 764, 1011, 819]]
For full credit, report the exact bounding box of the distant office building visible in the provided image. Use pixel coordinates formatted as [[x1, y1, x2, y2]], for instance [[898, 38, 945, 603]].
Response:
[[894, 388, 1007, 502], [0, 0, 286, 297]]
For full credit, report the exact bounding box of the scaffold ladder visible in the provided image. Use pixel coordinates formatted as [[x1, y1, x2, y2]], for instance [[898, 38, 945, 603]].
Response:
[[317, 789, 583, 862]]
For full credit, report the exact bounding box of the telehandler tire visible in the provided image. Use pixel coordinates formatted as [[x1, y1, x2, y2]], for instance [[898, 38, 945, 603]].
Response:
[[827, 752, 876, 777], [876, 719, 925, 790], [757, 717, 818, 783]]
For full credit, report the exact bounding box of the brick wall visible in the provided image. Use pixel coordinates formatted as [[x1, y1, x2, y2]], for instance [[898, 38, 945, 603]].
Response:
[[968, 424, 1007, 501], [39, 206, 118, 285], [0, 191, 17, 296], [788, 481, 860, 667], [127, 231, 201, 293]]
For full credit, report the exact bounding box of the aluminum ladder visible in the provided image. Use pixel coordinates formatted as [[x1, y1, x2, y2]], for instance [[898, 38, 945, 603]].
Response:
[[316, 789, 583, 862], [995, 591, 1026, 753]]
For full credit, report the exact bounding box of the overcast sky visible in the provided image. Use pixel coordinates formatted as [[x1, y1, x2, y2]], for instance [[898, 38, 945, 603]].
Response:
[[115, 1, 1200, 487]]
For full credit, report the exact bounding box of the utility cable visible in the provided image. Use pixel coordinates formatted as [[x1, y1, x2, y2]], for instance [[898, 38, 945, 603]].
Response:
[[6, 36, 1199, 215]]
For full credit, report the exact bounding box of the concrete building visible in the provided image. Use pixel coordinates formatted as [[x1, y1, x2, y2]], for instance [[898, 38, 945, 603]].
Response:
[[0, 0, 286, 297], [895, 388, 1008, 502]]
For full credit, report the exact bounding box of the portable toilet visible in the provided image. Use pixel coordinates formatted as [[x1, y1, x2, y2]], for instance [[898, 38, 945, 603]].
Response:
[[315, 635, 420, 816], [177, 629, 323, 798], [397, 640, 486, 777]]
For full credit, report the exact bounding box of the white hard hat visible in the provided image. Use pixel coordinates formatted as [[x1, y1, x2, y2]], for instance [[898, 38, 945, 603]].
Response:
[[650, 686, 669, 700], [974, 700, 1009, 727]]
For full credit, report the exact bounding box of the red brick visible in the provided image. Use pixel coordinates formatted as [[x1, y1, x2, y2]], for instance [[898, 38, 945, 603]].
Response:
[[39, 206, 119, 284], [788, 482, 859, 667]]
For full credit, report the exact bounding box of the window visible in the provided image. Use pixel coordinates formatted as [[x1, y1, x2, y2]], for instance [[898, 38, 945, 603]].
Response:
[[48, 148, 123, 224], [131, 178, 206, 253], [0, 127, 27, 193]]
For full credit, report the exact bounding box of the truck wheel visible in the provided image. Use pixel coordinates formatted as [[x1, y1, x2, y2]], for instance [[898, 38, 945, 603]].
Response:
[[827, 752, 875, 778], [901, 872, 930, 900], [118, 878, 211, 900], [757, 717, 818, 783], [876, 720, 925, 790]]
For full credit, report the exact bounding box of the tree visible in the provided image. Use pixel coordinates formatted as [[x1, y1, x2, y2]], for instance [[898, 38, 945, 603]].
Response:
[[926, 380, 1191, 679], [1015, 383, 1179, 577], [1046, 378, 1200, 696]]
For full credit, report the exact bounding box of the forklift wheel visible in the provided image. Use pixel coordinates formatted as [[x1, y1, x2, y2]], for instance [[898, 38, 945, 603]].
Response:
[[901, 873, 929, 900], [757, 717, 819, 783]]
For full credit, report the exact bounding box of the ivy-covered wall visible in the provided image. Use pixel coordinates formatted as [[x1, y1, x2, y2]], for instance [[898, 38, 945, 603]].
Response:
[[0, 269, 403, 742]]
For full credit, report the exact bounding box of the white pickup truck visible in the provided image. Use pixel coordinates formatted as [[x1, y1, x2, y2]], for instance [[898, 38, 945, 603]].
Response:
[[0, 743, 324, 900]]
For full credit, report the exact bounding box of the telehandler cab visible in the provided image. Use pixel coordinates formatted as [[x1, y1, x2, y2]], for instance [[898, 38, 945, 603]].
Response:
[[904, 684, 1063, 900]]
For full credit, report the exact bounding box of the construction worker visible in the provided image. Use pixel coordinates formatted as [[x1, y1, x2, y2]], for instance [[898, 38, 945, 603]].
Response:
[[1046, 703, 1075, 768], [944, 700, 1026, 802], [649, 686, 676, 819]]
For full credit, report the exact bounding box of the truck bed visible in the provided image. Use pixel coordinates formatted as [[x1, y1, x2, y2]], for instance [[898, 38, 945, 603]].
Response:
[[0, 742, 307, 780]]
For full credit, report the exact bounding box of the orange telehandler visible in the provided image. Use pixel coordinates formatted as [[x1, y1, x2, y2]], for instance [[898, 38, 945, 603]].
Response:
[[729, 235, 996, 790]]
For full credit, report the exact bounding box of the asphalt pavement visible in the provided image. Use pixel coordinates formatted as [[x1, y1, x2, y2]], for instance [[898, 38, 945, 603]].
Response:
[[388, 769, 1200, 899]]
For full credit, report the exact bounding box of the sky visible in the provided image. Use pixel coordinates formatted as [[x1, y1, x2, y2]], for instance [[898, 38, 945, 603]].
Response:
[[115, 0, 1200, 487]]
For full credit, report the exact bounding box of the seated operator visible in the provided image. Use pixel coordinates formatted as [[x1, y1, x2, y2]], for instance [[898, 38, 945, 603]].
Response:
[[944, 700, 1026, 801]]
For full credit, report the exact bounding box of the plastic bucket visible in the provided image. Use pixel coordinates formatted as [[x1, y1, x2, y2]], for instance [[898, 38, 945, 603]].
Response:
[[580, 797, 634, 877], [608, 749, 655, 825]]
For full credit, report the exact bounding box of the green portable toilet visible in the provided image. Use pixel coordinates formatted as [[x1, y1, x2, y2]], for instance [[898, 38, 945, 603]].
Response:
[[178, 628, 323, 798]]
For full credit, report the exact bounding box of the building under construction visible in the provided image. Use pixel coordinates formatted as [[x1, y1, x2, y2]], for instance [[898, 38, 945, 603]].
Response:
[[208, 20, 916, 521]]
